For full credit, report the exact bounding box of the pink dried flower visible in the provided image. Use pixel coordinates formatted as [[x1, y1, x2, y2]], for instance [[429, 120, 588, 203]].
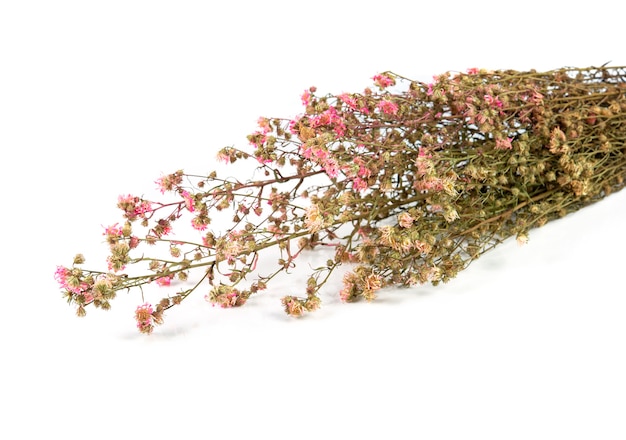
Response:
[[413, 241, 432, 255], [135, 303, 154, 334], [305, 296, 321, 312], [372, 73, 395, 88], [155, 176, 168, 194], [129, 236, 140, 249], [155, 276, 171, 287], [484, 94, 503, 108], [339, 272, 359, 302], [248, 131, 267, 148], [154, 172, 183, 194], [323, 158, 339, 178], [288, 116, 302, 134], [398, 212, 414, 228], [181, 190, 195, 212], [257, 117, 271, 134], [103, 223, 123, 238], [304, 204, 324, 233], [55, 266, 90, 295], [531, 90, 544, 104], [310, 107, 345, 137], [495, 137, 513, 150], [191, 216, 209, 231], [54, 266, 70, 288], [217, 231, 245, 264], [106, 254, 126, 272], [378, 100, 399, 115], [282, 296, 305, 316], [207, 288, 246, 308], [352, 177, 368, 192], [338, 93, 358, 109], [117, 194, 152, 221], [216, 149, 231, 164]]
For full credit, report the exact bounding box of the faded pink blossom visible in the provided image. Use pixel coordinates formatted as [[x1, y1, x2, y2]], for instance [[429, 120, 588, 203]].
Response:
[[467, 67, 479, 75], [339, 283, 354, 302], [353, 157, 372, 179], [103, 223, 123, 237], [313, 147, 329, 161], [300, 145, 313, 159], [181, 191, 195, 212], [191, 216, 208, 231], [248, 131, 267, 148], [154, 219, 172, 237], [413, 241, 432, 255], [304, 204, 324, 233], [378, 100, 399, 115], [156, 276, 171, 287], [218, 231, 245, 264], [129, 236, 140, 249], [484, 94, 503, 108], [216, 149, 231, 164], [106, 255, 126, 273], [154, 172, 183, 194], [416, 149, 434, 177], [207, 289, 246, 308], [338, 93, 358, 109], [201, 234, 212, 247], [301, 89, 312, 106], [118, 194, 152, 221], [334, 120, 346, 137], [415, 177, 444, 192], [352, 177, 368, 192], [357, 165, 371, 179], [364, 273, 383, 293], [372, 73, 395, 88], [257, 117, 271, 134], [54, 266, 71, 285], [267, 224, 284, 238], [339, 272, 358, 302], [495, 137, 513, 150], [323, 158, 339, 178], [134, 303, 154, 334], [155, 176, 168, 194], [398, 212, 414, 228], [55, 266, 90, 295], [310, 107, 345, 137], [288, 116, 302, 134], [282, 296, 305, 317], [530, 90, 544, 104]]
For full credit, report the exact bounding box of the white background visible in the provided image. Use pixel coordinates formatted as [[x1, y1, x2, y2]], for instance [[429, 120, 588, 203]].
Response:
[[1, 1, 625, 438]]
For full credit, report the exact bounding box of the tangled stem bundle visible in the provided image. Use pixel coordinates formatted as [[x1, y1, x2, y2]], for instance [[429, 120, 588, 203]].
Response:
[[56, 65, 626, 333]]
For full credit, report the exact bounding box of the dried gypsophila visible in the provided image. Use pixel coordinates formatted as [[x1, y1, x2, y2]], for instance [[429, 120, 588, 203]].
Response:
[[56, 65, 626, 332]]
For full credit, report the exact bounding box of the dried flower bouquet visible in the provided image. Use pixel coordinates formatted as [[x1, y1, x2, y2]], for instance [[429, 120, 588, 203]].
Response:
[[56, 65, 626, 333]]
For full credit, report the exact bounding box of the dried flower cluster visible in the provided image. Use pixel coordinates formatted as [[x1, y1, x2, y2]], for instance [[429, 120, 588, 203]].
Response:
[[56, 65, 626, 333]]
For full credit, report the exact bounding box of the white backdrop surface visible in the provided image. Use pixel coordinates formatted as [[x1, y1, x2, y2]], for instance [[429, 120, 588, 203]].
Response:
[[1, 1, 625, 439]]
